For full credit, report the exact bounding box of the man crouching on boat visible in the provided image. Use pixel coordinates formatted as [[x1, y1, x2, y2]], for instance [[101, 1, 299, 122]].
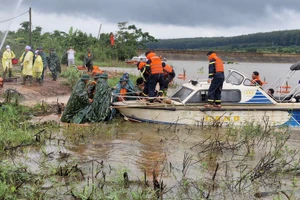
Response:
[[204, 51, 225, 108]]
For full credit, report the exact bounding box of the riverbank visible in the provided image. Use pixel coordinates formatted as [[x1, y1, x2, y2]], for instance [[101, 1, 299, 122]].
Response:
[[137, 49, 300, 63]]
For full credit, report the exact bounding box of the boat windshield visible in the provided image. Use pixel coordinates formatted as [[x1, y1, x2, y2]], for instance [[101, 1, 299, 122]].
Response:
[[171, 86, 193, 102], [226, 71, 244, 85]]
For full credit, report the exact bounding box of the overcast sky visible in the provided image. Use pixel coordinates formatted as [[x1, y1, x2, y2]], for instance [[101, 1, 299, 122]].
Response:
[[1, 0, 300, 39]]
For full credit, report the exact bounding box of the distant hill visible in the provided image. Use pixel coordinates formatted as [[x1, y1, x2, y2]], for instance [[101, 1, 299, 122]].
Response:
[[145, 30, 300, 53]]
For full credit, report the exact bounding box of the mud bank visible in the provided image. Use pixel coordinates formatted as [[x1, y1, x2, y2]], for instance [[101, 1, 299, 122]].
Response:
[[137, 49, 300, 63]]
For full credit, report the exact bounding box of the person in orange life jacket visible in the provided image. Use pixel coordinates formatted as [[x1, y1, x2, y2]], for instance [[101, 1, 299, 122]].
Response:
[[162, 62, 175, 96], [251, 71, 263, 86], [87, 73, 102, 99], [121, 72, 135, 91], [204, 51, 225, 108], [144, 51, 165, 104], [137, 61, 151, 97], [114, 77, 136, 101]]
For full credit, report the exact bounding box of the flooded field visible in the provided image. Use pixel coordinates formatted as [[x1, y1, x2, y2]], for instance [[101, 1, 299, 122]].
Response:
[[3, 111, 300, 199], [1, 62, 300, 199]]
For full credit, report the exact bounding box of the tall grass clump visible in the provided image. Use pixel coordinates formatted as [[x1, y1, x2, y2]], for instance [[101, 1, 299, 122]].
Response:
[[60, 66, 81, 88]]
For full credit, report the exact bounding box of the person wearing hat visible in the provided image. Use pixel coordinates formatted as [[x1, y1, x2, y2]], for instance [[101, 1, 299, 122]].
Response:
[[32, 50, 43, 85], [83, 48, 94, 72], [61, 74, 92, 123], [2, 45, 16, 78], [204, 51, 225, 108], [87, 73, 102, 99], [48, 48, 61, 81], [37, 47, 47, 82], [20, 46, 34, 85], [113, 76, 135, 101]]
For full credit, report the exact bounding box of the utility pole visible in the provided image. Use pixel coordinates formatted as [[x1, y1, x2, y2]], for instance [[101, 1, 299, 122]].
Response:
[[29, 7, 32, 46], [97, 24, 102, 40]]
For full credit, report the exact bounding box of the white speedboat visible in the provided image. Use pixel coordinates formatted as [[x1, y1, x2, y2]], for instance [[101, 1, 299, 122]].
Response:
[[112, 65, 300, 127], [125, 54, 147, 65]]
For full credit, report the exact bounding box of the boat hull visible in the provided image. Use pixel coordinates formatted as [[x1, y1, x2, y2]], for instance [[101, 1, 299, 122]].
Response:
[[114, 103, 300, 127]]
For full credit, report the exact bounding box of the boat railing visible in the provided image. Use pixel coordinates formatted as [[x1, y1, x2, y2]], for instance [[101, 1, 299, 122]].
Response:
[[111, 93, 185, 105]]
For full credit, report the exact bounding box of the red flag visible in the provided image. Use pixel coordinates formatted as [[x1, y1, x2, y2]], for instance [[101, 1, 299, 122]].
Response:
[[110, 33, 115, 46]]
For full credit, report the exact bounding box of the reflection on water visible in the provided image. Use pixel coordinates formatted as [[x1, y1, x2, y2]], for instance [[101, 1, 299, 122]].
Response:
[[60, 122, 300, 190], [17, 115, 300, 198]]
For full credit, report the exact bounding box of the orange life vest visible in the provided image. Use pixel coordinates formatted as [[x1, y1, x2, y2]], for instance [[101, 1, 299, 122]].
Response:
[[137, 62, 146, 70], [118, 88, 127, 101], [163, 64, 173, 75], [252, 77, 263, 86], [146, 52, 163, 74], [208, 53, 224, 73]]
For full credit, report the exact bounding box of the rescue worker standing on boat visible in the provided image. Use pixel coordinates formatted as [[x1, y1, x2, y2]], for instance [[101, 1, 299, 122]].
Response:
[[204, 51, 225, 108], [144, 51, 165, 104]]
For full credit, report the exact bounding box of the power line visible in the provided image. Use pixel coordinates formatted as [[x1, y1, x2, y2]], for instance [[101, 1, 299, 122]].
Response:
[[0, 10, 29, 24]]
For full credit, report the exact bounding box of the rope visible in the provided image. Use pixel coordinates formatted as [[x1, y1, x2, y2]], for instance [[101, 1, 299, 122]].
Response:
[[0, 10, 29, 24]]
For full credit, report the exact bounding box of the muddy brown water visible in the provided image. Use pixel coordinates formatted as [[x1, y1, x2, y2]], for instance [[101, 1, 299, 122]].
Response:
[[16, 63, 300, 198], [26, 113, 300, 198]]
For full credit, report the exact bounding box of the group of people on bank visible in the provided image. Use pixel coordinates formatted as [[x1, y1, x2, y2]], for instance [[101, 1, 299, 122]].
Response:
[[1, 45, 95, 86], [2, 45, 60, 85]]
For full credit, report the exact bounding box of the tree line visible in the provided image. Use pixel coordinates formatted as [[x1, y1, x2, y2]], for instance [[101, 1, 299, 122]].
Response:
[[145, 29, 300, 53], [1, 21, 156, 63]]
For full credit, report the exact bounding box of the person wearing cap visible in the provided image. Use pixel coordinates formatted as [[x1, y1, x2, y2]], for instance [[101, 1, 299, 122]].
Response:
[[20, 46, 34, 85], [67, 46, 76, 67], [83, 48, 94, 72], [2, 45, 15, 78], [47, 48, 61, 81], [32, 50, 43, 85], [113, 76, 136, 101], [61, 74, 92, 123], [38, 47, 47, 82], [87, 73, 102, 99], [204, 51, 225, 108], [121, 72, 135, 91]]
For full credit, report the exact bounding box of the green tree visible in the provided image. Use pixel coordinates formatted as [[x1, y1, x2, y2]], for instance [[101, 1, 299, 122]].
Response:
[[115, 22, 157, 61]]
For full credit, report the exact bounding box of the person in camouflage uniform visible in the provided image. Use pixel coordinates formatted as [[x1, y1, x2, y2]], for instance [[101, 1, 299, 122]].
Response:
[[83, 48, 94, 72], [87, 73, 102, 99], [61, 74, 92, 123], [86, 73, 112, 122], [47, 48, 61, 81], [38, 47, 48, 82]]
